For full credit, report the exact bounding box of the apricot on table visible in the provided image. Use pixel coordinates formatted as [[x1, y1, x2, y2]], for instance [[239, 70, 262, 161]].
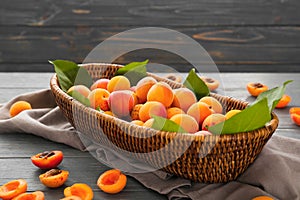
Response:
[[147, 82, 174, 107], [12, 191, 45, 200], [0, 179, 28, 200], [199, 96, 223, 114], [252, 196, 274, 200], [187, 102, 213, 126], [67, 85, 91, 98], [87, 88, 110, 111], [290, 107, 300, 126], [97, 169, 127, 194], [135, 77, 157, 104], [9, 101, 32, 117], [90, 78, 110, 91], [275, 94, 291, 108], [200, 76, 220, 91], [39, 169, 69, 188], [107, 76, 131, 93], [170, 114, 199, 133], [60, 196, 82, 200], [64, 183, 93, 200], [167, 107, 185, 119], [172, 88, 197, 112], [202, 113, 226, 131], [247, 82, 268, 97], [139, 101, 167, 122]]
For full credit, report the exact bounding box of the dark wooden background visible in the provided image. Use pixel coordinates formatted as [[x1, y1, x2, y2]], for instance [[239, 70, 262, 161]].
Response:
[[0, 0, 299, 72]]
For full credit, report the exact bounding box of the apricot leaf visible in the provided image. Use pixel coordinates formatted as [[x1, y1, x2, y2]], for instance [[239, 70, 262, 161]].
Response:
[[49, 60, 93, 92], [183, 68, 210, 100], [151, 115, 187, 133], [115, 60, 148, 85], [67, 90, 91, 107]]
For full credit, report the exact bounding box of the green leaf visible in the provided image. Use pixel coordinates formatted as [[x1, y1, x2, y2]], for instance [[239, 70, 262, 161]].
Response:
[[255, 80, 293, 112], [67, 90, 91, 107], [151, 115, 187, 133], [115, 60, 148, 85], [183, 68, 210, 100], [49, 60, 93, 92], [209, 98, 271, 134]]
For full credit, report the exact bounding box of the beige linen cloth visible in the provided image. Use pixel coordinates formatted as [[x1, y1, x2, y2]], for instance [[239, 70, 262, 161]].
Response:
[[0, 89, 300, 200]]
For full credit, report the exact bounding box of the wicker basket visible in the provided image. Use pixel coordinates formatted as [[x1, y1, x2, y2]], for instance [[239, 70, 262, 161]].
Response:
[[50, 63, 279, 183]]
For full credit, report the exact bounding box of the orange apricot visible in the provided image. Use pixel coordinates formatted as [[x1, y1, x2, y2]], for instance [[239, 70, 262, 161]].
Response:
[[199, 96, 223, 114], [172, 88, 197, 112], [147, 82, 174, 107], [131, 120, 144, 126], [39, 169, 69, 188], [97, 169, 127, 194], [290, 107, 300, 126], [131, 104, 143, 120], [104, 111, 114, 116], [202, 113, 226, 131], [170, 114, 199, 133], [247, 82, 268, 97], [0, 179, 28, 200], [143, 118, 155, 128], [225, 109, 242, 120], [64, 183, 93, 200], [67, 85, 91, 98], [200, 76, 220, 91], [275, 94, 291, 108], [9, 101, 32, 117], [108, 90, 136, 118], [187, 102, 213, 126], [88, 88, 110, 111], [164, 73, 182, 83], [135, 77, 157, 104], [60, 196, 82, 200], [90, 78, 109, 91], [252, 196, 274, 200], [12, 191, 44, 200], [139, 101, 167, 122], [107, 76, 130, 93], [167, 107, 185, 119]]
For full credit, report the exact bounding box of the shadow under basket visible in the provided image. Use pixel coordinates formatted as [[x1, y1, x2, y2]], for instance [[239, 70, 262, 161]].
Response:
[[50, 63, 279, 183]]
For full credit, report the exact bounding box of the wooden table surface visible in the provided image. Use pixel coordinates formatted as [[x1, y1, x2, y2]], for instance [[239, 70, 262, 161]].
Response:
[[0, 72, 300, 199]]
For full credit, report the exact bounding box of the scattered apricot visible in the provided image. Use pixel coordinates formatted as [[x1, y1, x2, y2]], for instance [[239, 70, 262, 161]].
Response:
[[0, 179, 27, 200], [252, 196, 274, 200], [199, 96, 223, 114], [107, 75, 130, 93], [225, 109, 242, 120], [97, 169, 127, 194], [31, 150, 64, 169], [64, 183, 93, 200], [90, 78, 109, 91], [39, 169, 69, 188], [9, 101, 32, 117], [172, 88, 197, 112], [60, 196, 82, 200], [200, 76, 220, 91], [164, 73, 182, 83], [290, 107, 300, 126], [247, 82, 268, 97], [12, 191, 44, 200], [167, 107, 185, 119], [139, 101, 167, 122], [170, 114, 199, 133], [275, 94, 291, 108], [67, 85, 91, 98], [88, 88, 110, 111], [202, 113, 226, 131], [187, 102, 213, 126], [147, 82, 174, 107], [135, 77, 157, 104]]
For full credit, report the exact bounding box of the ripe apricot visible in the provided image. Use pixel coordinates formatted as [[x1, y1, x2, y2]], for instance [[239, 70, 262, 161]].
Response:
[[170, 114, 199, 133], [167, 107, 185, 119], [225, 109, 241, 120], [143, 118, 155, 128], [172, 88, 197, 112], [202, 113, 226, 131], [107, 76, 130, 93], [135, 77, 157, 104], [139, 101, 167, 122], [187, 102, 213, 126], [275, 94, 291, 108], [67, 85, 91, 98], [164, 73, 182, 83], [64, 183, 93, 200], [290, 107, 300, 126], [200, 76, 220, 91], [97, 169, 127, 194], [39, 169, 69, 188], [194, 130, 212, 136], [131, 104, 143, 120], [131, 120, 144, 126], [147, 82, 174, 107], [90, 78, 109, 91], [60, 196, 82, 200], [12, 191, 44, 200], [252, 196, 274, 200], [88, 88, 110, 111], [108, 90, 136, 118], [247, 82, 268, 97], [199, 96, 223, 114], [9, 101, 32, 117], [104, 111, 114, 116], [0, 179, 27, 200]]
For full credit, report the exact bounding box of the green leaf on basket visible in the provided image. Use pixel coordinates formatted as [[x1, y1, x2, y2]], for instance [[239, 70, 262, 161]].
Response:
[[49, 60, 93, 92], [67, 90, 91, 107], [183, 68, 210, 100], [209, 98, 271, 134], [151, 115, 187, 133], [115, 60, 148, 85], [255, 80, 293, 112]]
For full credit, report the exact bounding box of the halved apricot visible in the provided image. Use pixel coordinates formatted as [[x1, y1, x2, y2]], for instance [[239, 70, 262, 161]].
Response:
[[64, 183, 93, 200], [275, 94, 291, 108], [39, 169, 69, 188], [0, 179, 27, 200], [290, 107, 300, 126], [9, 101, 32, 117], [12, 191, 44, 200], [247, 82, 268, 97], [97, 169, 127, 194], [60, 195, 82, 200], [252, 196, 274, 200]]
